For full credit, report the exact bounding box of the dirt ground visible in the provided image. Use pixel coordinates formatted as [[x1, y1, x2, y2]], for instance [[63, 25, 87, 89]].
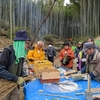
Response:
[[0, 37, 12, 48]]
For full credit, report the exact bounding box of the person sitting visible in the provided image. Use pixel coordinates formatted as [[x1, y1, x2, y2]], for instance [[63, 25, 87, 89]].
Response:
[[27, 40, 45, 65], [81, 42, 100, 82], [59, 41, 75, 69]]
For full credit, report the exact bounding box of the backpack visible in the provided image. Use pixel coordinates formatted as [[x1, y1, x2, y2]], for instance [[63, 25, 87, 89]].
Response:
[[0, 45, 15, 69]]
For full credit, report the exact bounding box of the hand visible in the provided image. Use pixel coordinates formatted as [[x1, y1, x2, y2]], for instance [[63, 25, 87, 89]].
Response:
[[81, 58, 86, 62], [77, 71, 81, 74], [28, 59, 35, 62], [75, 58, 78, 62], [83, 74, 88, 80], [17, 77, 25, 85]]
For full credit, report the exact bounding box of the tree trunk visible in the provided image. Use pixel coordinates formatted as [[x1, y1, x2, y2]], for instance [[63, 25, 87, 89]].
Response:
[[31, 0, 56, 46], [10, 0, 12, 40]]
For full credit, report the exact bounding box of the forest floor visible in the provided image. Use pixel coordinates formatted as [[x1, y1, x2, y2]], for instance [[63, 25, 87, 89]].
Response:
[[0, 36, 100, 100]]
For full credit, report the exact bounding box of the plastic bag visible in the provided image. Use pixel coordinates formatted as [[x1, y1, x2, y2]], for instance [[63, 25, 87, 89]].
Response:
[[43, 80, 80, 93]]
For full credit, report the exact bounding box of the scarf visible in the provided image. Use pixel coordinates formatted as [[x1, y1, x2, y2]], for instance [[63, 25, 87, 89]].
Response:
[[13, 41, 27, 64]]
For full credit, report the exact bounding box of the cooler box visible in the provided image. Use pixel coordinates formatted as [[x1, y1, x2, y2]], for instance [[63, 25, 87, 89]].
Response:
[[34, 60, 53, 78]]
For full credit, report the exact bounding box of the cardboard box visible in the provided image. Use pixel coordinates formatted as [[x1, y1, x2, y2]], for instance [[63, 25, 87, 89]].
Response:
[[40, 69, 60, 83], [40, 79, 59, 83]]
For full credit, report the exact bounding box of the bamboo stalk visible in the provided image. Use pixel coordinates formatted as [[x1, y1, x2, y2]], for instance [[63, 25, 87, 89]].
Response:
[[39, 93, 79, 100], [88, 75, 91, 92], [0, 78, 17, 100]]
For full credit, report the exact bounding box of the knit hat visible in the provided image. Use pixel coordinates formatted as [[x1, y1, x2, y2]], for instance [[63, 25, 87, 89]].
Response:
[[14, 30, 30, 41]]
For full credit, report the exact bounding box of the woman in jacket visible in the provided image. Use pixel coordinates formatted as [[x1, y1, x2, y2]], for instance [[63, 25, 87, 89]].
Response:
[[59, 41, 75, 69]]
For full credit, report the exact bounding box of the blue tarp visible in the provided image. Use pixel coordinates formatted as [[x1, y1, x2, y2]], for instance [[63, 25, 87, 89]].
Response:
[[24, 78, 100, 100]]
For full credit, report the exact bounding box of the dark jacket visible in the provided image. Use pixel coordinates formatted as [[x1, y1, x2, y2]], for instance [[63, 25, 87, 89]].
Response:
[[75, 47, 82, 58], [94, 44, 100, 52], [46, 46, 56, 57], [0, 45, 24, 82]]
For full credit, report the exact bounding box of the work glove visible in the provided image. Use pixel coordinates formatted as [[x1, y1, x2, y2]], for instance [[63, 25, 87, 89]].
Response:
[[75, 58, 78, 63], [81, 58, 86, 62], [77, 71, 81, 74], [17, 77, 25, 86], [83, 74, 88, 80]]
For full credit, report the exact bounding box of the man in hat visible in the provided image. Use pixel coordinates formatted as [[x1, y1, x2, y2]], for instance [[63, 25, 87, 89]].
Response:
[[0, 30, 30, 100], [81, 42, 100, 82]]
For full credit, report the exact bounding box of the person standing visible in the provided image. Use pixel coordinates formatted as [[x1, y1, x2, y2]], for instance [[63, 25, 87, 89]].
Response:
[[81, 42, 100, 82], [46, 43, 56, 63], [0, 30, 30, 100]]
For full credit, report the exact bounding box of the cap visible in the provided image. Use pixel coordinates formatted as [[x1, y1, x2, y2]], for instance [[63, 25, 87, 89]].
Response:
[[82, 42, 94, 52]]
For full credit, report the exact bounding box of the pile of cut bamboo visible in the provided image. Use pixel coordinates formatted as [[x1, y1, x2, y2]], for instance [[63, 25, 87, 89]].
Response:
[[0, 78, 17, 100]]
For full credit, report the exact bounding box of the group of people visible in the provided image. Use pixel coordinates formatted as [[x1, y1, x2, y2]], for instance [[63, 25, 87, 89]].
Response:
[[0, 30, 100, 100], [0, 30, 57, 100], [58, 37, 100, 82], [26, 41, 56, 65], [71, 38, 100, 82]]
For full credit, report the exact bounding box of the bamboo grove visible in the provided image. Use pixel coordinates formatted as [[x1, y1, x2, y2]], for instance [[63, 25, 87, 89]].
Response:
[[0, 0, 100, 40]]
